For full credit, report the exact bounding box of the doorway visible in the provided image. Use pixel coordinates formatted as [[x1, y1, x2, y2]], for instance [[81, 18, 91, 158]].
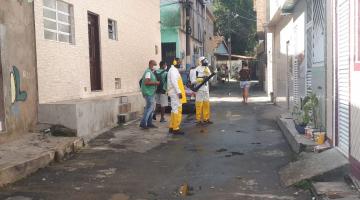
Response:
[[88, 12, 102, 91], [161, 43, 176, 67]]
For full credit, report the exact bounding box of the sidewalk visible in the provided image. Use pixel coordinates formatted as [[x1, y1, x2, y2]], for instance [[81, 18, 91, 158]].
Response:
[[0, 133, 84, 186]]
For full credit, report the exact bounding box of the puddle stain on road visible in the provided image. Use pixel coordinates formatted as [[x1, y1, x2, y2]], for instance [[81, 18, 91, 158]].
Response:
[[225, 152, 244, 157]]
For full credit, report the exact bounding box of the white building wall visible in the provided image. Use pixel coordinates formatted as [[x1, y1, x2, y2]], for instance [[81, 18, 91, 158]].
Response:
[[34, 0, 161, 103], [350, 0, 360, 162], [269, 0, 286, 21], [271, 16, 293, 107], [266, 32, 273, 96], [268, 1, 306, 109]]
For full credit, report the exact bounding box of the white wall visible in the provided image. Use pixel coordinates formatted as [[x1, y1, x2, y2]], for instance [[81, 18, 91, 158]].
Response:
[[266, 32, 273, 95], [268, 1, 306, 109], [34, 0, 161, 103], [269, 0, 286, 22], [350, 0, 360, 162]]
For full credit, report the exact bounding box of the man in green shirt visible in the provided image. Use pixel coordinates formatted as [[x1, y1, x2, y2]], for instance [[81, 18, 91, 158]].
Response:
[[153, 61, 168, 122], [140, 60, 160, 129]]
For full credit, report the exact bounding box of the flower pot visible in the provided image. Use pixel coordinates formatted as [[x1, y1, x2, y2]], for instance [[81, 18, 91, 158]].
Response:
[[295, 124, 306, 134]]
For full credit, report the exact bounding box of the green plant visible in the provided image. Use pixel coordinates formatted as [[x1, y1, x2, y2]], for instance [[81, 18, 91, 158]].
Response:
[[294, 180, 312, 190], [302, 92, 320, 128], [292, 106, 307, 126]]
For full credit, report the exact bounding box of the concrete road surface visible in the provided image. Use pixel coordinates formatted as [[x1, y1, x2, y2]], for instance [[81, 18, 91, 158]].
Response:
[[0, 82, 311, 200]]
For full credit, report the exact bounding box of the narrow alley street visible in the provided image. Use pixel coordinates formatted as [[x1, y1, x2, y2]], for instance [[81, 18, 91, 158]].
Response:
[[0, 82, 311, 200]]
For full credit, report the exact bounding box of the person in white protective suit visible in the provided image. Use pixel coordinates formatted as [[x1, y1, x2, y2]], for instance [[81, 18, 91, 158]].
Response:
[[190, 57, 213, 125], [167, 58, 187, 135]]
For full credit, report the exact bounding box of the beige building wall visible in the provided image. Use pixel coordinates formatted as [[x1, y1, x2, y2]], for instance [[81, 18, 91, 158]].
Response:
[[34, 0, 161, 103]]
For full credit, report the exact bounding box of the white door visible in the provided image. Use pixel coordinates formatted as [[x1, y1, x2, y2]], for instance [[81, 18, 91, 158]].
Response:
[[336, 0, 350, 157]]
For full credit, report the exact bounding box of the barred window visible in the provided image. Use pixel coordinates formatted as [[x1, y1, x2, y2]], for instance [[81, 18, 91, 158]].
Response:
[[43, 0, 74, 43]]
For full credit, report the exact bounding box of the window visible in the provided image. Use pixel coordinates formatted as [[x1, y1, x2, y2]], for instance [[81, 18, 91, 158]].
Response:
[[115, 78, 121, 89], [43, 0, 74, 43], [108, 19, 118, 40]]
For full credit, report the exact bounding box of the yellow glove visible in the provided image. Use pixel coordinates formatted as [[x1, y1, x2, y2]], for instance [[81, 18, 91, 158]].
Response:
[[196, 77, 204, 84]]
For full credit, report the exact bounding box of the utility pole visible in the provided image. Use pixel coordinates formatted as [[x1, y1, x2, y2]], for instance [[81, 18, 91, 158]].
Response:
[[185, 0, 191, 69]]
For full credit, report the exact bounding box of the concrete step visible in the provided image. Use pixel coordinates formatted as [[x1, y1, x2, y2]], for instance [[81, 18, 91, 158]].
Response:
[[279, 149, 349, 187], [0, 133, 84, 187], [311, 182, 360, 200], [277, 114, 317, 153], [117, 111, 139, 125]]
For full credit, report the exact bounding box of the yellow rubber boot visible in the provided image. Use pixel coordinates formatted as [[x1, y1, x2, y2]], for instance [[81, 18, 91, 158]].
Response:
[[172, 112, 179, 131], [195, 101, 203, 122], [203, 101, 211, 121], [178, 106, 183, 127]]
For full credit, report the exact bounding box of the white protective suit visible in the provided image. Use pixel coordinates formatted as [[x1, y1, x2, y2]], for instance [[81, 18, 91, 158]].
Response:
[[190, 57, 212, 122], [167, 65, 186, 131]]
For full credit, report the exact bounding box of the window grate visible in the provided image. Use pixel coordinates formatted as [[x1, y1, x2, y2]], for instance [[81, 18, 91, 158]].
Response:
[[312, 0, 326, 66]]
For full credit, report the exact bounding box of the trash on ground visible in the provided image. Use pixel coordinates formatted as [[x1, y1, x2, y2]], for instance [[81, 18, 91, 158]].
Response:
[[179, 183, 189, 196]]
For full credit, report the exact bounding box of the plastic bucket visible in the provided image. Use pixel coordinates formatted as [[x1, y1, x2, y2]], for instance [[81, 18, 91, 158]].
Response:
[[315, 132, 325, 145]]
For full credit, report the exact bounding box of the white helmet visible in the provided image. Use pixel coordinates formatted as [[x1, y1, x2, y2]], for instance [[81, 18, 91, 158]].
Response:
[[198, 56, 209, 66]]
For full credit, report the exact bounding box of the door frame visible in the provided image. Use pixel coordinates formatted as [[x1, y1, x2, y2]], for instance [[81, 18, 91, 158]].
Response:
[[87, 11, 103, 91]]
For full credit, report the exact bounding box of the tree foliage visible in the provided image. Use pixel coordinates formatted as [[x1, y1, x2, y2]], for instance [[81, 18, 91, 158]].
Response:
[[213, 0, 256, 55]]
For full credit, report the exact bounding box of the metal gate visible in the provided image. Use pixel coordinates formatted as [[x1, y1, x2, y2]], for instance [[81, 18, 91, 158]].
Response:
[[336, 0, 350, 157], [292, 57, 300, 107]]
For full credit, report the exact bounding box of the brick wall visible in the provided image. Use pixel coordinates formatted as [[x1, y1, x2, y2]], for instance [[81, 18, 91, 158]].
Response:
[[254, 0, 267, 33], [34, 0, 161, 103]]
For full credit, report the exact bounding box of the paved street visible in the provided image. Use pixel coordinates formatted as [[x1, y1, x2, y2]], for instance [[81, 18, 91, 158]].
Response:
[[0, 82, 311, 200]]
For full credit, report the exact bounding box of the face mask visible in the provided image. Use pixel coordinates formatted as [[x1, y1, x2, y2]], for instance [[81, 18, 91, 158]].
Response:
[[201, 59, 209, 66]]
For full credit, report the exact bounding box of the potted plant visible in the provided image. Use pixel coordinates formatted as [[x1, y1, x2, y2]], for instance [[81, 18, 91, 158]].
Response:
[[292, 92, 320, 134], [302, 92, 320, 129], [292, 106, 307, 134]]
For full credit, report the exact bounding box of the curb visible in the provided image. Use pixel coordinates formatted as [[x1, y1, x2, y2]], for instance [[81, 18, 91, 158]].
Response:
[[0, 151, 55, 187], [0, 137, 85, 187], [276, 114, 317, 153]]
